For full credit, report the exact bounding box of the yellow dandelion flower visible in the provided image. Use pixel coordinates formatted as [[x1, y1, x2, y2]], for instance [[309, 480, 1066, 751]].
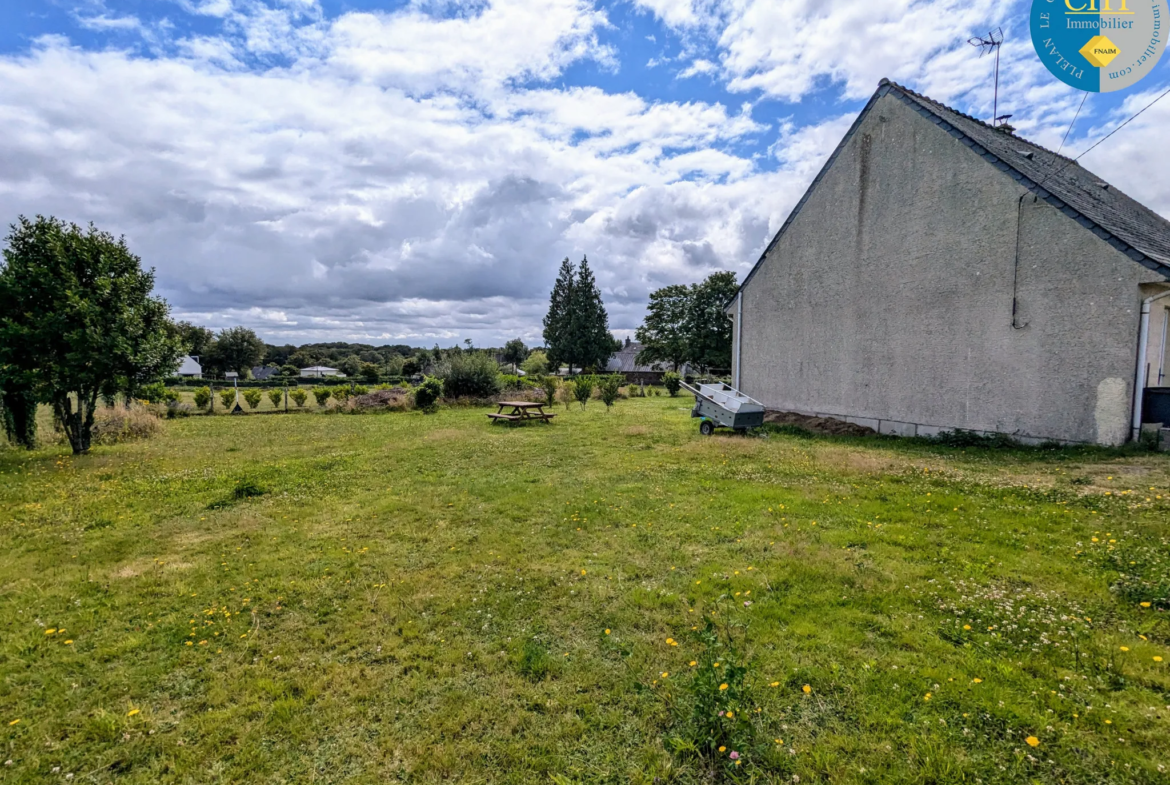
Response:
[[1155, 656, 1164, 662], [725, 711, 734, 718], [689, 661, 697, 667], [1140, 602, 1151, 608], [64, 640, 73, 645], [718, 746, 726, 752], [769, 681, 780, 687], [924, 693, 931, 701], [185, 641, 193, 646], [44, 629, 56, 635], [604, 629, 610, 635], [713, 662, 720, 668], [127, 709, 140, 717], [8, 719, 19, 726], [1120, 646, 1129, 652], [973, 678, 983, 684], [802, 684, 811, 694], [1105, 719, 1113, 724], [962, 625, 971, 630], [719, 683, 728, 691], [661, 672, 669, 678], [1025, 736, 1040, 747]]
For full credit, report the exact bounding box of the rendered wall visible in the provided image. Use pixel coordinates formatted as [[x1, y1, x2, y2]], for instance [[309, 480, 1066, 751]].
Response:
[[738, 92, 1164, 444]]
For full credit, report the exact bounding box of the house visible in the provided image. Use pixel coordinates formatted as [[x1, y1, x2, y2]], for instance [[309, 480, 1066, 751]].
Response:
[[176, 355, 202, 378], [727, 79, 1170, 446], [300, 365, 344, 379], [251, 366, 280, 381], [606, 338, 688, 383]]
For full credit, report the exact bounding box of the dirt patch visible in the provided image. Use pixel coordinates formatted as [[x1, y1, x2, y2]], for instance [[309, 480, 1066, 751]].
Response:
[[350, 388, 411, 411], [763, 410, 877, 437]]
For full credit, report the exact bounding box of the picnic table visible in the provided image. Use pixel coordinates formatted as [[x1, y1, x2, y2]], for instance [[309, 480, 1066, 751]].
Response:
[[487, 401, 556, 425]]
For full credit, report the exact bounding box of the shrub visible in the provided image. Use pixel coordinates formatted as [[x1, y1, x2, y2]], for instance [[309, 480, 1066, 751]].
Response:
[[572, 375, 595, 409], [92, 404, 162, 445], [219, 389, 236, 409], [192, 386, 211, 410], [165, 402, 194, 419], [313, 388, 332, 407], [598, 374, 622, 409], [538, 375, 559, 406], [280, 364, 300, 378], [352, 384, 369, 396], [558, 379, 573, 409], [267, 389, 284, 409], [521, 350, 549, 377], [139, 381, 179, 404], [242, 389, 262, 409], [332, 385, 351, 404], [359, 363, 380, 383], [290, 389, 308, 408], [662, 372, 681, 397], [441, 352, 502, 398], [414, 376, 443, 413]]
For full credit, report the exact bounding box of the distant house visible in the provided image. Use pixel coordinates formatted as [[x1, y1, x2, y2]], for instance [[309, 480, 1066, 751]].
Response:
[[300, 365, 344, 378], [606, 338, 686, 383], [251, 366, 280, 381], [176, 355, 202, 378]]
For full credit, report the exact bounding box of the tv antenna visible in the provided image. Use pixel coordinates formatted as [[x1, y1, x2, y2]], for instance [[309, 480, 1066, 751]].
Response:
[[968, 27, 1005, 126]]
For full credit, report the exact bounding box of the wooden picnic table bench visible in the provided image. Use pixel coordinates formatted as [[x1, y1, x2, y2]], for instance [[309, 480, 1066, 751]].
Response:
[[488, 401, 556, 424]]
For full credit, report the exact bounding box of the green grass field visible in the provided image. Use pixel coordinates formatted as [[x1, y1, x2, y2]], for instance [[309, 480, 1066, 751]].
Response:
[[2, 397, 1169, 783]]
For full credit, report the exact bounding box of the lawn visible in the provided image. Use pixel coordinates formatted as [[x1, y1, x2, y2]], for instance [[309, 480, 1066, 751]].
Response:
[[1, 396, 1169, 784]]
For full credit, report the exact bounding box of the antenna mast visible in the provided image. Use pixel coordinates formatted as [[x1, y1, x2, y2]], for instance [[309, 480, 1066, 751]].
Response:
[[968, 27, 1005, 126]]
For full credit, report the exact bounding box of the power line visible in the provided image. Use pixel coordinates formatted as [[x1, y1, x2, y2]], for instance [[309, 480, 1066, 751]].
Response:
[[1053, 92, 1087, 159]]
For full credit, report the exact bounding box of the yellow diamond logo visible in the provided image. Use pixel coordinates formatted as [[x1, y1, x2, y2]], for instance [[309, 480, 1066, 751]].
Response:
[[1080, 35, 1120, 68]]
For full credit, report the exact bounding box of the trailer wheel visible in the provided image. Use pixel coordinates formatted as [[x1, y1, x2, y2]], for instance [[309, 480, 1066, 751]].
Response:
[[699, 420, 715, 436]]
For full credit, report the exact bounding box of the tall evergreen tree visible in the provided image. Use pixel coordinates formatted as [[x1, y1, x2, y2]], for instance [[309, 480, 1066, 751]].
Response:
[[542, 257, 576, 371], [569, 256, 615, 372]]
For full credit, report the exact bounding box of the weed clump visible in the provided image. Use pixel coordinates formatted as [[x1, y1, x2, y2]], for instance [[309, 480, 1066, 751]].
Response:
[[91, 405, 162, 445]]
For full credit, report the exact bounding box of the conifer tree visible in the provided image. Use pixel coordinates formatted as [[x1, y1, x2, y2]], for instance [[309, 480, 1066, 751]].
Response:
[[570, 256, 615, 372], [543, 257, 576, 371]]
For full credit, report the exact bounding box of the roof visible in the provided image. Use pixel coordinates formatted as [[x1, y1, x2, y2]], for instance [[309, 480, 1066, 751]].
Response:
[[301, 366, 338, 372], [606, 341, 681, 374], [732, 78, 1170, 303], [251, 366, 279, 380], [177, 355, 201, 375]]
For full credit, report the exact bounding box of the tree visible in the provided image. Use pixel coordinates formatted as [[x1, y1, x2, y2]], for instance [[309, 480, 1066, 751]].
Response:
[[0, 216, 184, 454], [338, 355, 362, 378], [359, 362, 380, 383], [686, 271, 738, 373], [0, 384, 37, 449], [206, 326, 265, 377], [176, 321, 215, 358], [569, 257, 616, 372], [243, 388, 262, 409], [521, 350, 549, 377], [502, 338, 528, 372], [543, 257, 576, 372], [634, 284, 691, 371], [280, 364, 300, 378]]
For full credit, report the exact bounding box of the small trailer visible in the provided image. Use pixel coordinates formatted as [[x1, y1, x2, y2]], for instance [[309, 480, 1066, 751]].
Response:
[[680, 381, 765, 435]]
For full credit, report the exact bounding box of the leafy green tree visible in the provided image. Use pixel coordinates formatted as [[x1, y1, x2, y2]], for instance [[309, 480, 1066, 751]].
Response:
[[280, 364, 299, 378], [0, 385, 37, 449], [359, 362, 380, 383], [521, 350, 549, 377], [267, 389, 284, 409], [635, 284, 691, 371], [413, 376, 443, 413], [290, 388, 308, 407], [598, 374, 622, 409], [338, 355, 362, 378], [243, 389, 262, 409], [206, 326, 265, 377], [502, 338, 528, 372], [686, 271, 738, 373], [440, 352, 501, 398], [176, 321, 215, 358], [0, 216, 184, 454], [538, 374, 559, 406]]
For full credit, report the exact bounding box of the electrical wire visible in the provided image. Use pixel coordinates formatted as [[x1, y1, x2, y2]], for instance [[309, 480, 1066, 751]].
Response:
[[1053, 92, 1088, 159]]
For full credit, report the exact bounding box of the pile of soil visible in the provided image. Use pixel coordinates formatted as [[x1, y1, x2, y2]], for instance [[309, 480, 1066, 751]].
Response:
[[350, 388, 411, 410], [763, 410, 876, 437]]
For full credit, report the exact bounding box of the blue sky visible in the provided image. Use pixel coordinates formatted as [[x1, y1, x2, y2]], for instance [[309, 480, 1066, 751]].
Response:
[[0, 0, 1166, 345]]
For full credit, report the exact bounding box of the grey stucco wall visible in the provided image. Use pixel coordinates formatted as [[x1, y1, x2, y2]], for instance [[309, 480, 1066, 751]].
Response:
[[738, 93, 1166, 445]]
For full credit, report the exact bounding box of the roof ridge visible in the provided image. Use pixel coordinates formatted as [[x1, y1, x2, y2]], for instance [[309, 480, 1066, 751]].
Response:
[[881, 79, 1077, 165]]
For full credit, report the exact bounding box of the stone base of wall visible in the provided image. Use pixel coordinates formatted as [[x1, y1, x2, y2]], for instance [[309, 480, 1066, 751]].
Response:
[[784, 408, 1096, 446]]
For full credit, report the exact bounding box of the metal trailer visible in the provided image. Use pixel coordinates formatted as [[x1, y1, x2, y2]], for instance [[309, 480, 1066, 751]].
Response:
[[681, 381, 765, 435]]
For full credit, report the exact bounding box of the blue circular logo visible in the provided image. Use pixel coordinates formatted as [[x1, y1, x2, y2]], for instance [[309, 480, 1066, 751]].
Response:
[[1031, 0, 1167, 92]]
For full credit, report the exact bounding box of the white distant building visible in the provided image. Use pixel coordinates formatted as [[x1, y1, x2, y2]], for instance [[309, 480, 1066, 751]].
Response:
[[300, 365, 344, 378], [176, 355, 202, 378]]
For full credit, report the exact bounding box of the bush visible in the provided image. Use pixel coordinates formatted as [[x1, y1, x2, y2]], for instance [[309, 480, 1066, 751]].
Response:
[[538, 375, 559, 406], [242, 389, 262, 409], [598, 374, 622, 409], [192, 386, 211, 410], [663, 371, 681, 397], [280, 364, 300, 378], [558, 379, 573, 409], [92, 404, 162, 445], [313, 388, 332, 407], [139, 381, 179, 404], [352, 384, 369, 396], [521, 350, 549, 377], [165, 402, 194, 419], [219, 389, 236, 409], [332, 385, 351, 404], [414, 376, 443, 413], [290, 389, 308, 408], [572, 375, 595, 409], [441, 352, 502, 398], [359, 362, 380, 383], [267, 389, 284, 409]]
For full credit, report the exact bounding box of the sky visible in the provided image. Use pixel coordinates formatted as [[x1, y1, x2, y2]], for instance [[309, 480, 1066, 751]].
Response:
[[0, 0, 1167, 348]]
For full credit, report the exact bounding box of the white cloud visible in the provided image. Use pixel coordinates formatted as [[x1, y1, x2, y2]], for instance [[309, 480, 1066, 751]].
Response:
[[678, 58, 716, 79]]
